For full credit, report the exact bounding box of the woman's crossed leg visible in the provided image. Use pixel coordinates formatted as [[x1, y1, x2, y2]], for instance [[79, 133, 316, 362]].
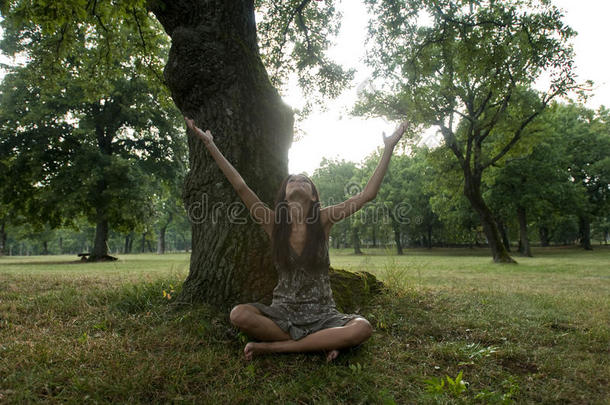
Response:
[[229, 304, 373, 361]]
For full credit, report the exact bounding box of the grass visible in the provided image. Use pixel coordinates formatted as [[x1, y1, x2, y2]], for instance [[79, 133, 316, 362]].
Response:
[[0, 247, 608, 404]]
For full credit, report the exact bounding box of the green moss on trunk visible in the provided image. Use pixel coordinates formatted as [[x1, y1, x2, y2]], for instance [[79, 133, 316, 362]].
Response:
[[329, 267, 384, 313]]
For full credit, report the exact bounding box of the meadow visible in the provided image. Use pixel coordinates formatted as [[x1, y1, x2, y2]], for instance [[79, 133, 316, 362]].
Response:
[[0, 246, 608, 404]]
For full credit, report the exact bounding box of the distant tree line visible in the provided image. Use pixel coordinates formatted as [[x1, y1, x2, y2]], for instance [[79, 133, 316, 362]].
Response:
[[312, 101, 609, 257]]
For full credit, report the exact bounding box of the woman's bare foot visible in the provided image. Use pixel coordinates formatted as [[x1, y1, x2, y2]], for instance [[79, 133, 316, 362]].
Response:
[[244, 342, 257, 361], [244, 342, 271, 360], [325, 349, 340, 362]]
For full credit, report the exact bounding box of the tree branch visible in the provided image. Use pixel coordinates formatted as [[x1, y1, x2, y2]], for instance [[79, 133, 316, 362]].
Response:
[[483, 109, 542, 169], [131, 7, 165, 85], [474, 90, 493, 118], [437, 120, 465, 169], [273, 0, 311, 62], [478, 69, 516, 143], [90, 0, 111, 63]]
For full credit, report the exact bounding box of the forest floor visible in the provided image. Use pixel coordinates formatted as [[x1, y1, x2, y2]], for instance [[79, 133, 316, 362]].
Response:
[[0, 246, 608, 404]]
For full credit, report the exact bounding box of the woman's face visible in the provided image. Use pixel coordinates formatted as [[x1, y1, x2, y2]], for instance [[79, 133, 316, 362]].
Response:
[[285, 174, 315, 201]]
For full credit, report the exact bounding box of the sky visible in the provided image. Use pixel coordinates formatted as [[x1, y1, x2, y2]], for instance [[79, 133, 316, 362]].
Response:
[[1, 1, 608, 176], [284, 0, 610, 175]]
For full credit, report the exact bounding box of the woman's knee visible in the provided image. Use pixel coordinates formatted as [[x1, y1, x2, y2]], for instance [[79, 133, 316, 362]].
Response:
[[349, 317, 373, 345], [229, 304, 254, 328]]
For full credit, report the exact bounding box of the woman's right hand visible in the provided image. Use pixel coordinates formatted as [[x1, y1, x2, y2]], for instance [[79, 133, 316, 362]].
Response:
[[184, 116, 214, 145]]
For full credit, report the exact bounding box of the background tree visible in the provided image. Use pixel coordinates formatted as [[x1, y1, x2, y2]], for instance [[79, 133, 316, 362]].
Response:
[[311, 157, 359, 249], [373, 149, 410, 254], [0, 62, 186, 261], [427, 145, 483, 247], [400, 146, 441, 249], [356, 0, 580, 262], [550, 104, 610, 250]]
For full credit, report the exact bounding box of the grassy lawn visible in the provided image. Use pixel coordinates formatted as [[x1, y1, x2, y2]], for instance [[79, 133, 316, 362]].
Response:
[[0, 247, 608, 403]]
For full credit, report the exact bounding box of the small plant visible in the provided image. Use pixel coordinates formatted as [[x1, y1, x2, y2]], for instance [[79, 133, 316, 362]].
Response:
[[162, 284, 175, 300], [445, 371, 468, 397], [92, 320, 108, 331], [77, 332, 88, 344], [367, 312, 388, 330], [424, 376, 446, 395], [425, 371, 468, 398], [349, 362, 363, 374], [237, 331, 249, 344]]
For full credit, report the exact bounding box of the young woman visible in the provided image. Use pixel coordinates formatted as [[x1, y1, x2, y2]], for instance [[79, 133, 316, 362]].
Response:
[[184, 117, 407, 361]]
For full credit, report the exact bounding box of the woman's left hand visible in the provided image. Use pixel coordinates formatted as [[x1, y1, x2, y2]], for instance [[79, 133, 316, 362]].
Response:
[[382, 121, 408, 148]]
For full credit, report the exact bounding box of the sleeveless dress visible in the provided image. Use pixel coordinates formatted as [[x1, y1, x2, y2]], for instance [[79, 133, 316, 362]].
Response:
[[246, 238, 361, 341]]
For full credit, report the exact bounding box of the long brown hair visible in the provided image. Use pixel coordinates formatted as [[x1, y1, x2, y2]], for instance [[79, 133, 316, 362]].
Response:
[[271, 174, 326, 269]]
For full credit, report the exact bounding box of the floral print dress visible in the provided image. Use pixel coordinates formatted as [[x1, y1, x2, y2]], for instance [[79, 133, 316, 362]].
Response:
[[247, 238, 361, 341]]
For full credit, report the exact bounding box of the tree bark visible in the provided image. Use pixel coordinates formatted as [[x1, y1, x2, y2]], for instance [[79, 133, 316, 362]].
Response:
[[124, 232, 133, 254], [157, 225, 167, 254], [497, 218, 511, 252], [393, 223, 403, 255], [150, 0, 293, 309], [463, 173, 516, 263], [539, 225, 550, 247], [88, 108, 117, 262], [89, 215, 117, 261], [516, 206, 532, 257], [0, 220, 6, 256], [352, 226, 363, 254], [578, 216, 593, 250], [157, 212, 173, 254], [140, 232, 147, 253]]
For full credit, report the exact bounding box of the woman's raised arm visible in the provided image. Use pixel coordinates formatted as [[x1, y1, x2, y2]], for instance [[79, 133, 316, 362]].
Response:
[[185, 117, 273, 237], [321, 122, 408, 227]]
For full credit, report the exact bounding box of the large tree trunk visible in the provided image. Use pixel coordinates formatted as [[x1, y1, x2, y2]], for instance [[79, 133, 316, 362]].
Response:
[[516, 206, 532, 257], [150, 1, 293, 309], [463, 174, 516, 263], [88, 106, 117, 262], [578, 216, 593, 250], [89, 215, 117, 261]]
